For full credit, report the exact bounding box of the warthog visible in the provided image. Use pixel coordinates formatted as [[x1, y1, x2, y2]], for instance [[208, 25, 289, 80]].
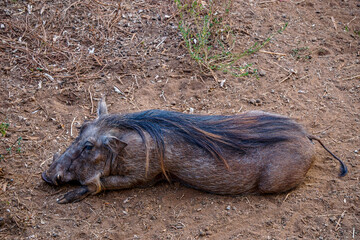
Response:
[[42, 98, 347, 203]]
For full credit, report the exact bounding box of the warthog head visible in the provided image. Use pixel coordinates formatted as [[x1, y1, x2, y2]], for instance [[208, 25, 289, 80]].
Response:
[[42, 98, 127, 203]]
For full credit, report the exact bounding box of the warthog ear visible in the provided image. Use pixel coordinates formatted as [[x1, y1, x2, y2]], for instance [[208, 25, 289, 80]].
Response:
[[103, 135, 127, 153], [97, 96, 108, 117]]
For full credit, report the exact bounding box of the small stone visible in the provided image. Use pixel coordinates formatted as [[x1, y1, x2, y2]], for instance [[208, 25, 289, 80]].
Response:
[[225, 205, 231, 210], [199, 230, 206, 236], [249, 98, 262, 106], [329, 216, 337, 223], [0, 24, 5, 29], [258, 70, 266, 76]]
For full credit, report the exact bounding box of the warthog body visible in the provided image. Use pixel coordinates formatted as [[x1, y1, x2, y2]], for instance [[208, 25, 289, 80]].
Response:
[[42, 99, 347, 203]]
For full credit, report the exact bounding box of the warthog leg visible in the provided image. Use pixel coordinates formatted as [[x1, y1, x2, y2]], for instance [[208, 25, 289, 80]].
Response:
[[57, 186, 91, 204]]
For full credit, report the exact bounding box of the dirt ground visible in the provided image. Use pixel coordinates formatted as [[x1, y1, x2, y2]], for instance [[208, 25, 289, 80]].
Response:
[[0, 0, 359, 239]]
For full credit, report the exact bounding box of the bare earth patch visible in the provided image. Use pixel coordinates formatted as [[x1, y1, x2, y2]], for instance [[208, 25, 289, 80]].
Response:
[[0, 0, 359, 239]]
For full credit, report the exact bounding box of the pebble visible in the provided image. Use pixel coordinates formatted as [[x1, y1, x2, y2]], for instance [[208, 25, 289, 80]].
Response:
[[258, 70, 266, 76], [199, 230, 206, 236], [249, 99, 262, 106], [0, 24, 5, 29]]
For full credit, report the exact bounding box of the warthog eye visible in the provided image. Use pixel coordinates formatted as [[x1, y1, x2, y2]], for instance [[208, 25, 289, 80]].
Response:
[[85, 145, 93, 150], [84, 142, 94, 151]]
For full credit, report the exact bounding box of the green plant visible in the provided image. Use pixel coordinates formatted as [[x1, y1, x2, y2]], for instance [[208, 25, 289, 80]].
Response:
[[0, 122, 22, 160], [290, 47, 311, 60], [174, 0, 287, 80], [0, 123, 9, 137]]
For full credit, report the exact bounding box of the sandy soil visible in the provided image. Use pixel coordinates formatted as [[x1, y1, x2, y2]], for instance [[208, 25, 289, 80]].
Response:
[[0, 0, 359, 239]]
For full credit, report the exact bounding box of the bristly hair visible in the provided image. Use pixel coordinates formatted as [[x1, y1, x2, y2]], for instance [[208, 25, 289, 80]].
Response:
[[99, 110, 303, 179]]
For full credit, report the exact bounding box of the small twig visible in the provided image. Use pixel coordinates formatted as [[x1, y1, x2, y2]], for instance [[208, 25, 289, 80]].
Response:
[[131, 33, 137, 42], [343, 75, 360, 81], [70, 116, 77, 137], [159, 90, 166, 102], [272, 62, 291, 73], [347, 16, 357, 27], [156, 37, 167, 49], [353, 227, 356, 239], [335, 211, 346, 231], [208, 68, 219, 82], [283, 192, 291, 202], [259, 50, 286, 56], [88, 86, 94, 114], [40, 156, 53, 168], [279, 73, 292, 83], [331, 16, 337, 31], [259, 0, 277, 4]]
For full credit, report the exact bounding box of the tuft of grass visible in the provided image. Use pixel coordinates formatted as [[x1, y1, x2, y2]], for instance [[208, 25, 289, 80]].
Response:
[[290, 47, 311, 60], [0, 123, 22, 160], [174, 0, 287, 80], [0, 123, 9, 137]]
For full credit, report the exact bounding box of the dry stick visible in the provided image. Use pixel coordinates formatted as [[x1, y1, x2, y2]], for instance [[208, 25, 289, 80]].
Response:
[[272, 61, 291, 73], [93, 55, 103, 66], [131, 33, 137, 42], [259, 0, 278, 4], [343, 75, 360, 81], [347, 16, 357, 26], [279, 73, 293, 83], [331, 16, 337, 31], [353, 227, 356, 239], [335, 211, 346, 231], [89, 86, 94, 114], [283, 192, 291, 202], [70, 116, 77, 137], [208, 67, 219, 83], [259, 50, 287, 56]]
